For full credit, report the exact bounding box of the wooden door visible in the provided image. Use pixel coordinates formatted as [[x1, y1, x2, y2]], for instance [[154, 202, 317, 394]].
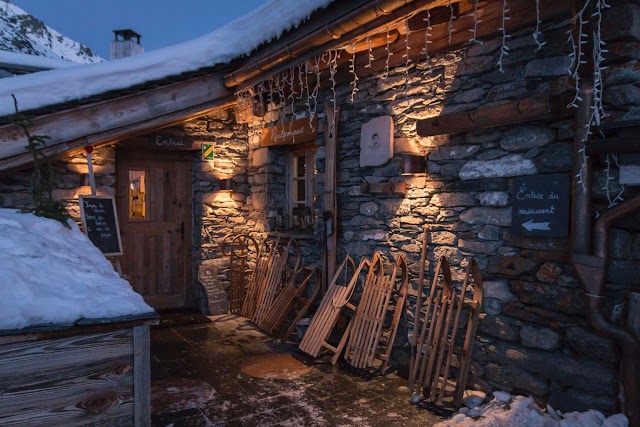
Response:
[[116, 152, 192, 309]]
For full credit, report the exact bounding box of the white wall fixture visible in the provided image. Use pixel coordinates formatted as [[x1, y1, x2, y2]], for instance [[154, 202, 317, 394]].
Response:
[[359, 116, 394, 167]]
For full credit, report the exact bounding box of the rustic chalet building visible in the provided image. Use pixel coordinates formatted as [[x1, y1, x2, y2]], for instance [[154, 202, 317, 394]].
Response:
[[0, 0, 639, 423]]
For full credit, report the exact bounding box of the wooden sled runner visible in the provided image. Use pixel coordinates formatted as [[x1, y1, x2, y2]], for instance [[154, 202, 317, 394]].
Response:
[[220, 233, 260, 314]]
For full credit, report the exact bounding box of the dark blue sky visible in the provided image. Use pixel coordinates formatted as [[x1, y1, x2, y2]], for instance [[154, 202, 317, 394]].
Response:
[[13, 0, 267, 59]]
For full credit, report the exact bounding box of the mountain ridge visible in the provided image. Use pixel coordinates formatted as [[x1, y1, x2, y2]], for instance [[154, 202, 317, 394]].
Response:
[[0, 0, 103, 64]]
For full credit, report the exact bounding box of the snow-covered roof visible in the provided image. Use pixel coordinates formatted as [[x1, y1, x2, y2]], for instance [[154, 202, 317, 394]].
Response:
[[0, 50, 80, 71], [0, 0, 333, 118], [0, 209, 153, 331]]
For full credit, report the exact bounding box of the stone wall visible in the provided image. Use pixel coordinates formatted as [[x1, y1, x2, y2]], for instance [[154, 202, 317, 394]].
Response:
[[235, 6, 640, 413], [186, 110, 251, 313]]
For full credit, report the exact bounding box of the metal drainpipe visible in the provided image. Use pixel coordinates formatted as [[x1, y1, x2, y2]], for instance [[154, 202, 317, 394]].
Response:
[[569, 0, 640, 424]]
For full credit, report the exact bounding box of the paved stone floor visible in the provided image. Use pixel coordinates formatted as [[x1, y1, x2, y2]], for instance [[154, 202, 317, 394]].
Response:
[[150, 314, 444, 426]]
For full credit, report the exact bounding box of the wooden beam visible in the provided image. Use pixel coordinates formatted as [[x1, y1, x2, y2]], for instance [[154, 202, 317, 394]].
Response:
[[133, 325, 151, 427], [416, 95, 574, 136], [323, 102, 339, 294], [0, 73, 234, 171]]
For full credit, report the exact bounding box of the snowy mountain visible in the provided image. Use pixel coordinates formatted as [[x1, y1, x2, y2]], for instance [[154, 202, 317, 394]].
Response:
[[0, 0, 103, 64]]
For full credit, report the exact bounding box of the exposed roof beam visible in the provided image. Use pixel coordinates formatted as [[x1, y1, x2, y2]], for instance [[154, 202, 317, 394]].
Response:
[[0, 73, 233, 171]]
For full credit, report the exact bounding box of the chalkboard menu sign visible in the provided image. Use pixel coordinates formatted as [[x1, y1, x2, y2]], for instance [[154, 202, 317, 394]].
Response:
[[79, 195, 123, 256], [512, 174, 570, 238]]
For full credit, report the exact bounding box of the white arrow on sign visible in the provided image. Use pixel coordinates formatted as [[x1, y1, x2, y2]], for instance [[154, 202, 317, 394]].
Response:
[[522, 219, 551, 231]]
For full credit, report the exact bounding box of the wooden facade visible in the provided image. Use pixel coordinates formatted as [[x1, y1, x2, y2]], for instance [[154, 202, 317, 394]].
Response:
[[0, 317, 155, 426]]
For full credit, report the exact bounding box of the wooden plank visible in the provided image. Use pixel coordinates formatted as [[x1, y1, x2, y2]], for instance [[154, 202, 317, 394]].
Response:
[[133, 326, 150, 427], [0, 74, 232, 161], [0, 329, 136, 426], [416, 95, 574, 137]]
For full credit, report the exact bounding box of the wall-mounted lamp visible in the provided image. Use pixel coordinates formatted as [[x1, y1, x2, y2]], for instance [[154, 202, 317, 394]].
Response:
[[401, 153, 428, 175], [218, 178, 235, 192]]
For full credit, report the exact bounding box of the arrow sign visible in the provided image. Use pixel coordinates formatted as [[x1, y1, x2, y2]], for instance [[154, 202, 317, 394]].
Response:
[[522, 220, 551, 232]]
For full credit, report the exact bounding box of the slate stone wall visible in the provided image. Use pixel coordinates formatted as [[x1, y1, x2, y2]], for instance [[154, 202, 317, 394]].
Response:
[[238, 7, 640, 413]]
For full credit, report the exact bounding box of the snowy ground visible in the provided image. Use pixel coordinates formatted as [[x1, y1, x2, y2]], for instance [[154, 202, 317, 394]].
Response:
[[437, 391, 628, 427], [0, 209, 153, 330]]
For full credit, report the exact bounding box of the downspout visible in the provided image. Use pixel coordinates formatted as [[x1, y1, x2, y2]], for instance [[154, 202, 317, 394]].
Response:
[[223, 0, 423, 88], [570, 2, 640, 424]]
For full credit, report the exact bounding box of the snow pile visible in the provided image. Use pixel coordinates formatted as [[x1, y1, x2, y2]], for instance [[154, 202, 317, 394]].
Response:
[[0, 209, 153, 330], [438, 391, 628, 427], [0, 50, 80, 70], [0, 0, 333, 118]]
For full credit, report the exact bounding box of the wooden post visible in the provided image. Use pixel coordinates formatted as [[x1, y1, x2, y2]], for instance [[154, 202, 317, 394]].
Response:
[[84, 145, 97, 196], [323, 102, 339, 294], [133, 325, 151, 427]]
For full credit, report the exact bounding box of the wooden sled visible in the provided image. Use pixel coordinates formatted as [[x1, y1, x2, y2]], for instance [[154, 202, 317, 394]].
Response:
[[409, 257, 484, 408], [333, 253, 409, 373], [221, 233, 260, 314], [298, 255, 360, 358], [262, 266, 321, 336], [253, 237, 301, 329], [241, 238, 274, 319]]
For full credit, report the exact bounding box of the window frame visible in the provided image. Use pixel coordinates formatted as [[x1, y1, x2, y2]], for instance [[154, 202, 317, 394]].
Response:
[[287, 143, 316, 228]]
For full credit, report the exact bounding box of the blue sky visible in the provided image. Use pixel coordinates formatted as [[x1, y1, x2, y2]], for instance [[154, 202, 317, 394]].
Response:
[[13, 0, 267, 59]]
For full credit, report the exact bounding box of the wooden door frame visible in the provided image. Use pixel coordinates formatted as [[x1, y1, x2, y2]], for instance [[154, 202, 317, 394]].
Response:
[[116, 147, 195, 308]]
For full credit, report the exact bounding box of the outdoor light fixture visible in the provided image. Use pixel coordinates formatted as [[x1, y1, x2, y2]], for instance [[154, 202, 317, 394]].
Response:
[[401, 153, 427, 175], [218, 178, 235, 192]]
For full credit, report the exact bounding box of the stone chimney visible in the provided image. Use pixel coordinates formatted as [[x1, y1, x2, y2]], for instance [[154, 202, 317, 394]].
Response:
[[110, 29, 144, 59]]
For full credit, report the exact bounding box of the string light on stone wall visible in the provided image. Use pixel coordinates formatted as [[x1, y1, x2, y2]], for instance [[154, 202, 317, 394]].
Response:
[[365, 36, 374, 69], [533, 0, 546, 50], [350, 43, 359, 102], [309, 55, 321, 131], [422, 7, 433, 74], [327, 49, 340, 135], [403, 19, 411, 102], [604, 153, 625, 208], [498, 0, 511, 72], [468, 0, 483, 45], [447, 0, 456, 43], [384, 29, 393, 80]]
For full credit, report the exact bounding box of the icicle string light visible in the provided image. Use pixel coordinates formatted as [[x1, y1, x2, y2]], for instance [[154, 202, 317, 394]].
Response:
[[533, 0, 546, 50], [567, 0, 591, 109], [603, 153, 625, 208], [328, 49, 339, 136], [498, 0, 510, 72], [349, 44, 359, 103], [589, 0, 610, 128], [365, 36, 373, 69], [448, 0, 456, 44], [422, 7, 433, 74], [468, 0, 483, 45], [384, 29, 393, 80], [403, 19, 411, 103]]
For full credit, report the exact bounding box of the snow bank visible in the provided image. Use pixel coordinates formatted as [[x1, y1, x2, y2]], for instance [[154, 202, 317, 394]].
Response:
[[0, 209, 153, 330], [437, 391, 628, 427], [0, 51, 80, 70], [0, 0, 334, 117]]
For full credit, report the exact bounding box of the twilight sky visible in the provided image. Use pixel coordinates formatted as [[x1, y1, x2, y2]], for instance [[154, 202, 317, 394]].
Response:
[[12, 0, 268, 59]]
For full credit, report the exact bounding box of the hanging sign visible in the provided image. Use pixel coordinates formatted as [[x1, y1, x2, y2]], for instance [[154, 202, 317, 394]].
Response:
[[202, 143, 215, 161], [135, 132, 197, 151], [260, 116, 318, 147], [511, 174, 570, 238], [79, 195, 123, 256]]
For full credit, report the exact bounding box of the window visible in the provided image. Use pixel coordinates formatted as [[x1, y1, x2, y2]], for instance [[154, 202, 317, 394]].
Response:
[[128, 169, 147, 219], [289, 146, 316, 230]]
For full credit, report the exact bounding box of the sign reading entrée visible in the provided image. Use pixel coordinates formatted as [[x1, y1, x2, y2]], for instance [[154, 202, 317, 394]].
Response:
[[260, 116, 318, 147], [79, 195, 123, 256], [512, 174, 570, 238]]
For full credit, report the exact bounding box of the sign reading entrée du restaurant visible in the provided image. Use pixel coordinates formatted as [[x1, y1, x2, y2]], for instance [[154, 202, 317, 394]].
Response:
[[260, 116, 318, 147], [511, 174, 570, 238]]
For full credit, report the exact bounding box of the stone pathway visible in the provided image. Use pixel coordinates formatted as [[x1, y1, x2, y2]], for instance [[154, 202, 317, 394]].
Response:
[[151, 314, 443, 426]]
